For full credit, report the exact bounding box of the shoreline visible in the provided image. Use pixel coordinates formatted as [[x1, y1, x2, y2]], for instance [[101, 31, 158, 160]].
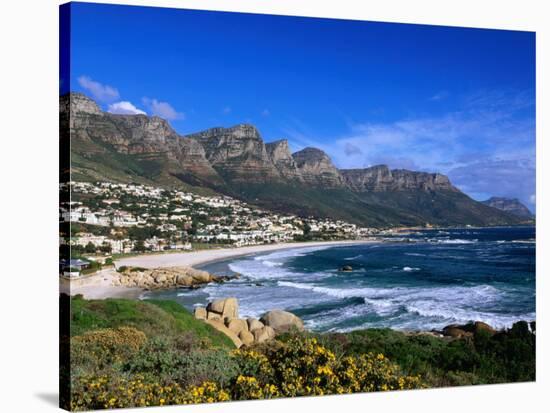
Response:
[[60, 268, 144, 300], [115, 239, 376, 270], [63, 240, 375, 300]]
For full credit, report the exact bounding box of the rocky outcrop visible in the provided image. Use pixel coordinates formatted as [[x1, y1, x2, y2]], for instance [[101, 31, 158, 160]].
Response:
[[260, 310, 305, 333], [207, 297, 239, 319], [481, 197, 534, 220], [195, 298, 304, 347], [113, 266, 225, 290], [62, 92, 102, 115], [63, 92, 222, 184], [247, 318, 265, 332], [187, 124, 282, 182], [204, 319, 243, 348], [341, 165, 457, 192], [266, 139, 302, 181], [292, 147, 344, 187], [441, 321, 498, 338]]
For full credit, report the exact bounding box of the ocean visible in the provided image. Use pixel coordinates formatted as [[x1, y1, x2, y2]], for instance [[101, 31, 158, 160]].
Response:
[[144, 226, 536, 332]]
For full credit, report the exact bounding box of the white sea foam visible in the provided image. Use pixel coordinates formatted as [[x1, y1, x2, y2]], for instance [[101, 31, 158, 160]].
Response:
[[344, 254, 363, 261], [229, 246, 335, 281], [405, 252, 426, 257], [403, 266, 420, 272], [438, 239, 477, 244], [275, 280, 516, 327]]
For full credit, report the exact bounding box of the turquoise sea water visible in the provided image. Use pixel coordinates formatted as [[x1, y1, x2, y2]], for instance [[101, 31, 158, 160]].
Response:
[[144, 226, 535, 332]]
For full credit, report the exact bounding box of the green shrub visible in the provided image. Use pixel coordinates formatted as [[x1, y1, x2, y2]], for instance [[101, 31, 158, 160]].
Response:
[[175, 350, 240, 388]]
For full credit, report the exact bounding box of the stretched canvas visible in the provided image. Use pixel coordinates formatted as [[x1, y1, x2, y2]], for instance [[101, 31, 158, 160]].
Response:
[[59, 2, 536, 411]]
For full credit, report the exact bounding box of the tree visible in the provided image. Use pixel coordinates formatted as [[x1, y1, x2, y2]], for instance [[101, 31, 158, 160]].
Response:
[[133, 240, 146, 252], [85, 242, 96, 254], [99, 242, 112, 254], [303, 223, 313, 240]]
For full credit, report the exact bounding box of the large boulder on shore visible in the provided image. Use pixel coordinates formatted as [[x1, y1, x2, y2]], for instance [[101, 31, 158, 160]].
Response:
[[194, 307, 207, 320], [260, 310, 304, 333], [247, 318, 264, 332], [204, 319, 243, 348], [473, 321, 497, 335], [442, 326, 471, 338], [207, 297, 239, 318], [442, 321, 497, 338], [227, 318, 248, 336], [188, 268, 212, 284], [253, 326, 276, 343], [239, 330, 255, 346]]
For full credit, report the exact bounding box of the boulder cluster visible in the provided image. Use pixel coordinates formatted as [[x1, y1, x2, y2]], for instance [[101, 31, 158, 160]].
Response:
[[194, 297, 304, 348], [440, 321, 497, 338], [113, 266, 230, 290]]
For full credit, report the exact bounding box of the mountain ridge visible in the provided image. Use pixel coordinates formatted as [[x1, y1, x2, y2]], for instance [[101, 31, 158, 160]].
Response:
[[481, 197, 534, 220], [63, 92, 522, 227]]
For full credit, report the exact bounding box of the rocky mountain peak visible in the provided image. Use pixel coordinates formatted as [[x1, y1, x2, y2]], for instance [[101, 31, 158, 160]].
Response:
[[266, 139, 302, 181], [61, 92, 102, 115], [292, 147, 343, 187], [292, 147, 331, 165], [266, 139, 291, 161], [481, 197, 534, 220], [186, 124, 281, 182]]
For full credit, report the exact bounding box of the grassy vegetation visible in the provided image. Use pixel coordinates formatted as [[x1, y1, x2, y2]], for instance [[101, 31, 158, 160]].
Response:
[[69, 295, 233, 348], [63, 296, 535, 411]]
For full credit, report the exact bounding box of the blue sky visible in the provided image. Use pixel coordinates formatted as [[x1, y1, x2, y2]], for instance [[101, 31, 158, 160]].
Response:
[[64, 2, 536, 211]]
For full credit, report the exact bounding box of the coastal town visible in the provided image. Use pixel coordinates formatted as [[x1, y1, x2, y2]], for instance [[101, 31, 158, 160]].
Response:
[[60, 181, 379, 276]]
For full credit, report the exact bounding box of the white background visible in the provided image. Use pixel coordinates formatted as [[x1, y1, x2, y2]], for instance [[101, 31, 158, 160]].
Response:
[[0, 0, 547, 412]]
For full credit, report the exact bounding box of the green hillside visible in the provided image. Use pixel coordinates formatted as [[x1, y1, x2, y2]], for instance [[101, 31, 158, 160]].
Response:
[[68, 295, 234, 347]]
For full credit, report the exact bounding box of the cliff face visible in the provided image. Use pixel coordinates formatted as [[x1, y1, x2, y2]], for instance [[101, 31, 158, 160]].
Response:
[[265, 139, 302, 181], [341, 165, 458, 192], [64, 92, 522, 227], [481, 197, 534, 220], [187, 125, 282, 182], [64, 93, 221, 183], [292, 147, 344, 187]]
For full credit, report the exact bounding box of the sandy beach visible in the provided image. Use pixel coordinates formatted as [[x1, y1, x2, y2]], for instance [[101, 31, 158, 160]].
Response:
[[115, 240, 374, 269], [62, 240, 374, 300], [60, 268, 143, 300]]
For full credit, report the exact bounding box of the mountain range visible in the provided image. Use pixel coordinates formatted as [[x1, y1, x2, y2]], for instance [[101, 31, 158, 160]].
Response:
[[62, 92, 527, 227], [481, 197, 534, 220]]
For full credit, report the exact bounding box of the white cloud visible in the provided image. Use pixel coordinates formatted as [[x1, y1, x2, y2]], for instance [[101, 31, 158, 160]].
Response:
[[261, 109, 270, 117], [529, 194, 536, 205], [142, 97, 184, 120], [222, 106, 232, 115], [77, 75, 120, 102], [107, 101, 146, 115], [429, 91, 449, 101]]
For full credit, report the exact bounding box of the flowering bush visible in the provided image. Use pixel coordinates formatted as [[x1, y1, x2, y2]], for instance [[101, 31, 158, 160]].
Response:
[[70, 327, 147, 373], [72, 326, 147, 351], [70, 375, 231, 410], [231, 337, 423, 398]]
